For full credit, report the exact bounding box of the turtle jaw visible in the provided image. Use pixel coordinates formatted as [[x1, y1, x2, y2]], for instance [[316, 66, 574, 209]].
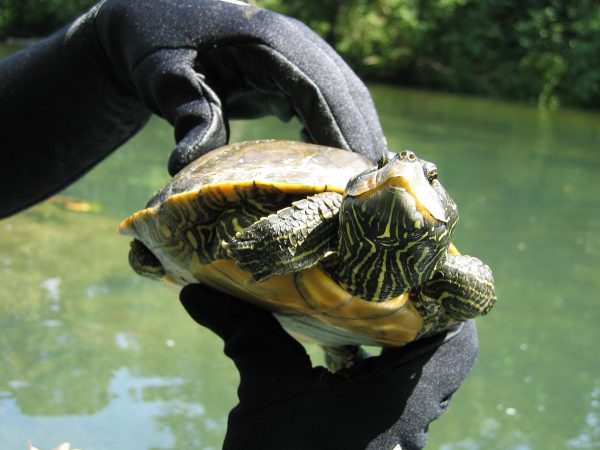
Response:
[[359, 183, 447, 244], [385, 184, 436, 232], [385, 177, 446, 227], [345, 151, 447, 224]]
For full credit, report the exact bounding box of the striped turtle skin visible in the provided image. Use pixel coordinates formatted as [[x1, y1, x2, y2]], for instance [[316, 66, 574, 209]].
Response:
[[120, 140, 496, 370]]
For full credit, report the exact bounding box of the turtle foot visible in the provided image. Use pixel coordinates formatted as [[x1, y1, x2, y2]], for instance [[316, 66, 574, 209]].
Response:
[[323, 345, 369, 373]]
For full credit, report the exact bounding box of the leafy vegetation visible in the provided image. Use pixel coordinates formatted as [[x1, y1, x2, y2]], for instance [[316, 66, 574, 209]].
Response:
[[261, 0, 600, 109], [0, 0, 96, 38], [1, 0, 598, 108]]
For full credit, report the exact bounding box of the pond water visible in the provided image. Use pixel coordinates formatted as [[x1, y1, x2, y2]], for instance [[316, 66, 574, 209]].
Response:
[[1, 83, 599, 449]]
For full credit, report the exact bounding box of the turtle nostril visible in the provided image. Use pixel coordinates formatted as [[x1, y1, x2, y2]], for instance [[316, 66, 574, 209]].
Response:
[[399, 150, 416, 160]]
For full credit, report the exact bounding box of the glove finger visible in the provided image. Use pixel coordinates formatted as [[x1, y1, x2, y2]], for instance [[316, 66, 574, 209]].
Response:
[[242, 9, 386, 161], [180, 284, 313, 380], [355, 321, 478, 377], [282, 16, 387, 157], [193, 7, 387, 162], [224, 89, 295, 122], [232, 41, 385, 163], [133, 49, 228, 175], [194, 45, 297, 123]]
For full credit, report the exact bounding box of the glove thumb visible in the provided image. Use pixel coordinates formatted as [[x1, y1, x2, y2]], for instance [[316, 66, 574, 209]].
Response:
[[180, 284, 314, 391]]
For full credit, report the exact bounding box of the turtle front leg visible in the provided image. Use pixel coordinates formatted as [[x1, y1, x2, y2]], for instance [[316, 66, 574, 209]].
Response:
[[412, 253, 496, 335], [223, 191, 342, 281]]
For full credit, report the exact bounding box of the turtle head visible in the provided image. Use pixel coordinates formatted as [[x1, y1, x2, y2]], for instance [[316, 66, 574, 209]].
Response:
[[335, 150, 458, 301]]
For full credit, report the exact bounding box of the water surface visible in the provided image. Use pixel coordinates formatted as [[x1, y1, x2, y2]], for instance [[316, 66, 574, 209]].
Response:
[[1, 85, 599, 449]]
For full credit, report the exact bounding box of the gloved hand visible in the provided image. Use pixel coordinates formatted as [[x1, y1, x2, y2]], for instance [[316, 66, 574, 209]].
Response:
[[0, 0, 386, 218], [180, 284, 479, 450]]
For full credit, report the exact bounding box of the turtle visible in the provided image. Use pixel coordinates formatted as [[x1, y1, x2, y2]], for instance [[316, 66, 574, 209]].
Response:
[[120, 140, 496, 371]]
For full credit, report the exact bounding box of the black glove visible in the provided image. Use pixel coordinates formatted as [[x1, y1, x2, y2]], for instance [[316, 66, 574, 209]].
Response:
[[180, 284, 479, 450], [0, 0, 386, 219]]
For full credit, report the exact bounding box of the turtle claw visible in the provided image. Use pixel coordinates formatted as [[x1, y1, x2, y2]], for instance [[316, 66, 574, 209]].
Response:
[[220, 240, 234, 258], [224, 235, 269, 280]]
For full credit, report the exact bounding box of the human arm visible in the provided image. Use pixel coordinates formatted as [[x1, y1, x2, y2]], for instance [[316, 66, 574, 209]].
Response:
[[0, 0, 386, 218]]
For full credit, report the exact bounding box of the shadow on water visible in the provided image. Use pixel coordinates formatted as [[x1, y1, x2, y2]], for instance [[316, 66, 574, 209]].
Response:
[[1, 85, 599, 449]]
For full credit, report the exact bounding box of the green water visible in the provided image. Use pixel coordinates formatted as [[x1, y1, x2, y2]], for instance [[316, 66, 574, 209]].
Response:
[[1, 85, 599, 450]]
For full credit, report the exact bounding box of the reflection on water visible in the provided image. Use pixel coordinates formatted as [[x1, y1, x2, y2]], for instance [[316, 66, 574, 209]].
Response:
[[1, 86, 599, 449], [2, 368, 208, 449]]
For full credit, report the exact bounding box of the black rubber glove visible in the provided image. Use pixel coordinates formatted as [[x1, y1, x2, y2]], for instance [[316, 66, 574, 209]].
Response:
[[0, 0, 386, 218], [180, 284, 479, 450]]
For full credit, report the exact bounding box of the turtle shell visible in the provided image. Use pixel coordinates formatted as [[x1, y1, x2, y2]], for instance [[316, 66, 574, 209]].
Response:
[[120, 140, 425, 347]]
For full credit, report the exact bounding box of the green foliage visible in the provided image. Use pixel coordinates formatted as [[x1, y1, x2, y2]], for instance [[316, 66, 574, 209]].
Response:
[[0, 0, 96, 39], [426, 0, 600, 108], [261, 0, 600, 108], [1, 0, 598, 108]]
